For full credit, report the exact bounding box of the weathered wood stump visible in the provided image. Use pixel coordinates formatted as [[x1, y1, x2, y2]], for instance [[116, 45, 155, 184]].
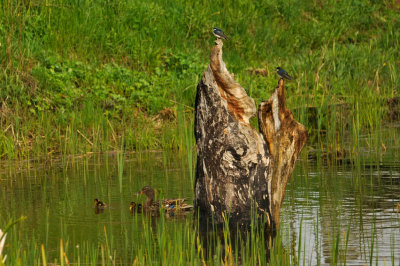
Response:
[[194, 39, 307, 229]]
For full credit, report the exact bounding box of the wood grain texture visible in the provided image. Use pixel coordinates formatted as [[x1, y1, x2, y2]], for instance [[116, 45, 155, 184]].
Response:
[[194, 39, 307, 229], [258, 79, 308, 226]]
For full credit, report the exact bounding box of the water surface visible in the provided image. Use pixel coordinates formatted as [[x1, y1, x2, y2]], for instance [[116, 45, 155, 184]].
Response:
[[0, 149, 399, 264]]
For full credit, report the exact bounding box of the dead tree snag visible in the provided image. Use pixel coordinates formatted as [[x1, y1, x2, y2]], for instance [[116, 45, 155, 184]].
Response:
[[194, 39, 307, 229]]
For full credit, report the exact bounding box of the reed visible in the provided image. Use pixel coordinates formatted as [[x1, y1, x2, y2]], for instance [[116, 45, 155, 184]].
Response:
[[117, 136, 125, 193]]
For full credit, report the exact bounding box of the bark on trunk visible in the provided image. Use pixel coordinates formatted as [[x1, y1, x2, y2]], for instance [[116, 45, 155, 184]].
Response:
[[258, 78, 308, 226], [194, 39, 307, 228]]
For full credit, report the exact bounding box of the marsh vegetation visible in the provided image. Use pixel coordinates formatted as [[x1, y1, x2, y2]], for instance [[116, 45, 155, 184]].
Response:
[[1, 0, 400, 264]]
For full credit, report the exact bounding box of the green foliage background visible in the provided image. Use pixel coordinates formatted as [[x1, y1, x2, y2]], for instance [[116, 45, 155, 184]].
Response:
[[1, 0, 399, 158]]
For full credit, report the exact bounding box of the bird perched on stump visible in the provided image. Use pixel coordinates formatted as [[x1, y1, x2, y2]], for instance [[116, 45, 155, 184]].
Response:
[[213, 27, 229, 40], [276, 67, 293, 80]]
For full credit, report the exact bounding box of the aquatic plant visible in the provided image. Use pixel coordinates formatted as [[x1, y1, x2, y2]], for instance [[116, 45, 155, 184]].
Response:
[[0, 229, 7, 264]]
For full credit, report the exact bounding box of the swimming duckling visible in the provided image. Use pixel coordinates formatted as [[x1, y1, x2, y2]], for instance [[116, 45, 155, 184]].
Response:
[[129, 201, 142, 213], [94, 198, 107, 208]]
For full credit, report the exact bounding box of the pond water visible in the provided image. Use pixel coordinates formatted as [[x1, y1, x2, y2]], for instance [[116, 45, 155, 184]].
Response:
[[282, 156, 400, 265], [0, 148, 399, 264]]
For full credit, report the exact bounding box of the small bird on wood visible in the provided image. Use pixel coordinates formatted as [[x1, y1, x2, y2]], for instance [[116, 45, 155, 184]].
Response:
[[276, 67, 293, 80], [212, 27, 229, 40]]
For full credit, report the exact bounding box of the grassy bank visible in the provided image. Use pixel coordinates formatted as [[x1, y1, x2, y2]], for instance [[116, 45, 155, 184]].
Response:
[[1, 0, 399, 159]]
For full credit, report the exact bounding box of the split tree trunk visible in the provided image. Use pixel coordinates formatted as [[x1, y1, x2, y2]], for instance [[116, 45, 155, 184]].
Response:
[[194, 39, 307, 229]]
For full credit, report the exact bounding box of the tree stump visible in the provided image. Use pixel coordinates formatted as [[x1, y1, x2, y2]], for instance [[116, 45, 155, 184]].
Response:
[[194, 39, 307, 229]]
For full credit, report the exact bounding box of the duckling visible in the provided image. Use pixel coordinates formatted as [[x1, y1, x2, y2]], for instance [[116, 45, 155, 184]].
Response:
[[94, 198, 107, 208], [129, 201, 142, 213]]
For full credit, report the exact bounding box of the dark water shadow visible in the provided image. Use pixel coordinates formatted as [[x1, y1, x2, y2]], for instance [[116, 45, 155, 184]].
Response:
[[194, 217, 278, 264]]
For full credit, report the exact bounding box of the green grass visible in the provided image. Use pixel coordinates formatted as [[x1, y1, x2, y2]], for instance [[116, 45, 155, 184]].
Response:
[[0, 0, 399, 159]]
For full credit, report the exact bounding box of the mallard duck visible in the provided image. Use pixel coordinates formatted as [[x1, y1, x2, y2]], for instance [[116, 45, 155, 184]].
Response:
[[138, 186, 192, 213], [129, 201, 142, 213], [138, 186, 161, 212], [94, 198, 107, 208], [165, 202, 193, 213]]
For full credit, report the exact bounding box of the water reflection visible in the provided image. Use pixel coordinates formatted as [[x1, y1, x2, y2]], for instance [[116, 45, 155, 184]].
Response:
[[94, 206, 104, 215], [282, 160, 400, 265], [195, 219, 275, 264], [0, 151, 399, 264]]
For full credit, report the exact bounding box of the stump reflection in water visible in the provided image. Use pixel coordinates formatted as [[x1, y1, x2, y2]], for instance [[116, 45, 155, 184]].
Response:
[[195, 212, 278, 264]]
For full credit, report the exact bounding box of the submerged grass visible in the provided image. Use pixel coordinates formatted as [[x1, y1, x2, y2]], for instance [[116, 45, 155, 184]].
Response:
[[1, 209, 289, 265], [2, 205, 396, 265], [1, 148, 399, 265], [1, 0, 399, 159]]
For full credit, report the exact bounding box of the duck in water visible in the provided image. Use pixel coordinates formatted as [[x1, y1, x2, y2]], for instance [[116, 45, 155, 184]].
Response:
[[129, 201, 142, 213], [94, 198, 107, 208], [94, 198, 107, 214], [138, 186, 193, 214]]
